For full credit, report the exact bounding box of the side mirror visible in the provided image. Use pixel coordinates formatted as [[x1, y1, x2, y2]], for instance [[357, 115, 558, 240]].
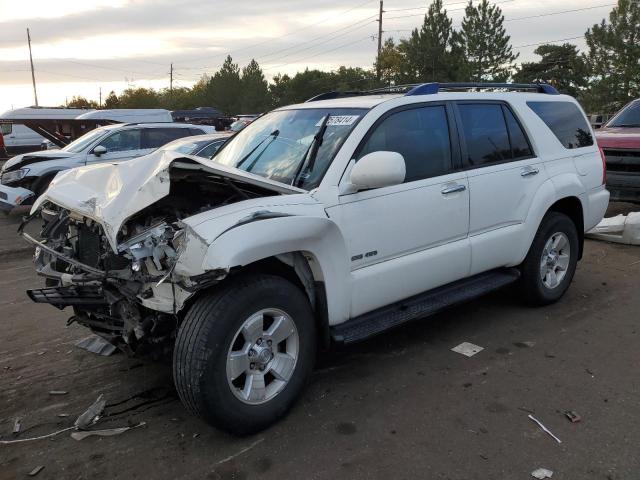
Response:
[[93, 145, 107, 156], [349, 151, 406, 191]]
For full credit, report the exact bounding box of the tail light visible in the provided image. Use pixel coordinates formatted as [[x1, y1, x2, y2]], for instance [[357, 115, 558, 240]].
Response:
[[598, 146, 607, 185]]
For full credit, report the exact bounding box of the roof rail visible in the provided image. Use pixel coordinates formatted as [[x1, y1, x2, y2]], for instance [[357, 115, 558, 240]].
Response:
[[405, 82, 559, 96]]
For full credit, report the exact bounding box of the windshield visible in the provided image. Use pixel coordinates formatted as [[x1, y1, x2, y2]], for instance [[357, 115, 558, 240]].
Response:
[[607, 101, 640, 127], [163, 138, 212, 155], [214, 108, 366, 189], [61, 127, 110, 153]]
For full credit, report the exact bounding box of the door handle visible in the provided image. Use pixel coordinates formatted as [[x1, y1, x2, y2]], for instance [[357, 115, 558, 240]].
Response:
[[521, 166, 539, 177], [441, 184, 466, 194]]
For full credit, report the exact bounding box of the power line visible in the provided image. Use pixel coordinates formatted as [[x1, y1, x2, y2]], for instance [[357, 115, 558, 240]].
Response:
[[513, 35, 585, 49], [505, 3, 616, 22]]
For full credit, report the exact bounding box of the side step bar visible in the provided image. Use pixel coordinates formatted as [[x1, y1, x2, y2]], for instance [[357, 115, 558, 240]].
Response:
[[330, 268, 521, 345]]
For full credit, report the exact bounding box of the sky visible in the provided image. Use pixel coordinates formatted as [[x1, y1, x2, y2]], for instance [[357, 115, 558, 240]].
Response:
[[0, 0, 617, 113]]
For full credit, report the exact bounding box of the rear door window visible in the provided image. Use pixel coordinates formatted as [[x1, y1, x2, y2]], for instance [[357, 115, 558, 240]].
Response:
[[527, 101, 593, 149], [503, 107, 533, 159], [143, 128, 193, 149], [458, 104, 512, 166], [98, 129, 142, 152], [357, 105, 454, 183]]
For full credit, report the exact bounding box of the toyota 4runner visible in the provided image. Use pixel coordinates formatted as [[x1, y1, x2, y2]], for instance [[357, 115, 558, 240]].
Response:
[[21, 83, 609, 434]]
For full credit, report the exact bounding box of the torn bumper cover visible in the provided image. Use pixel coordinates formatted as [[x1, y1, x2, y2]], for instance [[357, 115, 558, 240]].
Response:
[[0, 183, 35, 211]]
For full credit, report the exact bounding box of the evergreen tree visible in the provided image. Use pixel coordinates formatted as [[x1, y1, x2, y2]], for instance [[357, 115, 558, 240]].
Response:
[[513, 44, 588, 98], [374, 38, 406, 85], [103, 91, 119, 109], [584, 0, 640, 112], [240, 59, 270, 113], [116, 87, 160, 108], [398, 0, 464, 82], [208, 55, 242, 114], [459, 0, 518, 81], [269, 73, 292, 108]]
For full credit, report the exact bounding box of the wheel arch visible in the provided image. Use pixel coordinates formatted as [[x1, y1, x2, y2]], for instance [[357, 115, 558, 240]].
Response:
[[547, 196, 585, 259]]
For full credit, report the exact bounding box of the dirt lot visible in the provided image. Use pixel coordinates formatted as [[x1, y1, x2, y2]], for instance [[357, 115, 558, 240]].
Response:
[[1, 205, 639, 479]]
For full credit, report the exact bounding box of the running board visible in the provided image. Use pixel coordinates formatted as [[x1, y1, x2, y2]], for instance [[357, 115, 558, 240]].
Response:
[[330, 268, 520, 345]]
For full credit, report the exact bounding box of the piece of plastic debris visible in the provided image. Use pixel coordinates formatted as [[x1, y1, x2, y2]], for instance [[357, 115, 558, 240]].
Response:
[[0, 426, 75, 444], [564, 410, 582, 423], [49, 390, 68, 396], [528, 415, 562, 444], [28, 466, 45, 477], [57, 413, 70, 418], [531, 467, 553, 479], [70, 422, 146, 441], [13, 418, 21, 434], [451, 342, 484, 357], [586, 212, 640, 245], [75, 335, 117, 356], [74, 395, 106, 430]]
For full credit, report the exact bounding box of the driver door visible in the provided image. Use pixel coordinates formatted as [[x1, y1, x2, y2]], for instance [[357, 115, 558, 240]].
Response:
[[326, 103, 471, 318]]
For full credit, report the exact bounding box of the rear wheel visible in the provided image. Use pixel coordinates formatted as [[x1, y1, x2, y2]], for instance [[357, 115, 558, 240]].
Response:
[[173, 274, 316, 435], [520, 212, 579, 305]]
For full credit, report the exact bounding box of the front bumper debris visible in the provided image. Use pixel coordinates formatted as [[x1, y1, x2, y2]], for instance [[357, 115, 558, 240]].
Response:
[[0, 184, 35, 211]]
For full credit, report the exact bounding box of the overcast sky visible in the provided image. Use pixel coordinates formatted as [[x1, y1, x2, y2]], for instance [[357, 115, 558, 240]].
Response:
[[0, 0, 616, 112]]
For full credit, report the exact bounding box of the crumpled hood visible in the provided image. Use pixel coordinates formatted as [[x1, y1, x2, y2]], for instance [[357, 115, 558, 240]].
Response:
[[2, 150, 76, 172], [31, 149, 305, 251]]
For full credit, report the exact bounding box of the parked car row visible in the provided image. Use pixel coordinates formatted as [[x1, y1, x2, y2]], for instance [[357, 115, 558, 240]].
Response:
[[20, 82, 609, 435]]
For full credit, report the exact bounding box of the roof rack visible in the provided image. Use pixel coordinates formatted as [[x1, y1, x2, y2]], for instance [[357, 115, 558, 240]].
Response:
[[305, 82, 559, 102]]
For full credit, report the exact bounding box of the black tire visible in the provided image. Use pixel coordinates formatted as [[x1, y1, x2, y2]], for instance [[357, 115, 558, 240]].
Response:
[[173, 274, 316, 435], [520, 211, 579, 306]]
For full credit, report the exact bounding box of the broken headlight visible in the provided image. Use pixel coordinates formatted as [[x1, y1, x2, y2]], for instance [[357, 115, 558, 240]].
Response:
[[1, 168, 29, 185], [117, 223, 177, 272]]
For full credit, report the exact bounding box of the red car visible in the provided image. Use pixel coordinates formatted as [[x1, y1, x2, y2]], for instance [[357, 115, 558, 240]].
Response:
[[596, 99, 640, 203]]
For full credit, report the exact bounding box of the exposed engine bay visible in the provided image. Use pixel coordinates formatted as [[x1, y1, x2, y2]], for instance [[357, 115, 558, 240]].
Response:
[[22, 163, 282, 358]]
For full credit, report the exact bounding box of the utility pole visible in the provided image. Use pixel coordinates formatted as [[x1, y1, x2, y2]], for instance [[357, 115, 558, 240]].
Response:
[[376, 1, 384, 81], [169, 63, 173, 96], [99, 87, 102, 108], [26, 28, 38, 107]]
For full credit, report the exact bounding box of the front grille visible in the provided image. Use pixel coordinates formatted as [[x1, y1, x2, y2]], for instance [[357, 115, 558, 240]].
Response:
[[604, 148, 640, 173], [77, 224, 101, 268]]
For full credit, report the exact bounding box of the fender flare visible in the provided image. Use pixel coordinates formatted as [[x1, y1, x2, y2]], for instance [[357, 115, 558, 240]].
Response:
[[202, 215, 352, 325]]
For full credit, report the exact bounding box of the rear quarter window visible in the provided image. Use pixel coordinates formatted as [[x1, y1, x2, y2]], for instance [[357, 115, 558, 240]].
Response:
[[527, 101, 593, 149]]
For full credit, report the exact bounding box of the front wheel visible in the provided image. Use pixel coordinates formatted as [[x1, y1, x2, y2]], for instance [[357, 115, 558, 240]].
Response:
[[173, 275, 316, 435], [520, 212, 579, 306]]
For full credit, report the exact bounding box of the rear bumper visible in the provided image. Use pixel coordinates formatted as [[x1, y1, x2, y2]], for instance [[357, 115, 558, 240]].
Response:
[[606, 172, 640, 203], [0, 184, 35, 211], [584, 184, 610, 232]]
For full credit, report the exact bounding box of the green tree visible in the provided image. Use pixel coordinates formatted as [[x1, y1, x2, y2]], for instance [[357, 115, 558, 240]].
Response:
[[66, 96, 98, 108], [240, 59, 270, 113], [584, 0, 640, 112], [458, 0, 518, 81], [513, 44, 588, 97], [103, 91, 119, 108], [398, 0, 465, 82], [375, 38, 406, 85], [208, 55, 242, 114], [269, 73, 292, 108], [116, 87, 160, 108]]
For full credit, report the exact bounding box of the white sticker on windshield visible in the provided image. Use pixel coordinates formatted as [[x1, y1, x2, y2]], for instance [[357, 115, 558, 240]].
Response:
[[316, 115, 360, 127]]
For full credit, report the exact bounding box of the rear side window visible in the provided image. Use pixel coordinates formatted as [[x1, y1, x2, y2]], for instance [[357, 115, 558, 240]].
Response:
[[98, 129, 142, 152], [358, 105, 453, 183], [143, 128, 193, 149], [458, 104, 512, 166], [527, 101, 593, 149], [1, 124, 12, 135], [503, 108, 533, 159]]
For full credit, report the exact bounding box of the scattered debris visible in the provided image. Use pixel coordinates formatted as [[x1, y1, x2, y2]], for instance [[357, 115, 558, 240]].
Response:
[[528, 415, 562, 444], [71, 422, 146, 441], [75, 335, 117, 356], [49, 390, 68, 396], [514, 341, 535, 348], [531, 467, 553, 479], [564, 411, 582, 423], [451, 342, 484, 357], [0, 426, 75, 444], [12, 418, 21, 434], [586, 212, 640, 245], [37, 351, 46, 356], [586, 368, 595, 377], [75, 395, 106, 430], [28, 466, 45, 477], [57, 413, 70, 418], [216, 438, 265, 465]]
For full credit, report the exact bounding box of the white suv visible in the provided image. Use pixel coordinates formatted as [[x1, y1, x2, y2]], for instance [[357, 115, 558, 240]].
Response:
[[22, 83, 609, 434], [0, 122, 214, 212]]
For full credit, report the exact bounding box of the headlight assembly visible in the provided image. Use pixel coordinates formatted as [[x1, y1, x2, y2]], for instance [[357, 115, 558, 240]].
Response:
[[1, 168, 29, 185]]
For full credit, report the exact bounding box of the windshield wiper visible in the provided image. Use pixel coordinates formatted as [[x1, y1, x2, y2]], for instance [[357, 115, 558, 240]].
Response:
[[292, 113, 331, 187], [236, 130, 279, 169]]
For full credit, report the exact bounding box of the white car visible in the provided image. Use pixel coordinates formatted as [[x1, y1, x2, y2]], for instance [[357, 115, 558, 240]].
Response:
[[22, 83, 609, 434], [0, 122, 214, 211]]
